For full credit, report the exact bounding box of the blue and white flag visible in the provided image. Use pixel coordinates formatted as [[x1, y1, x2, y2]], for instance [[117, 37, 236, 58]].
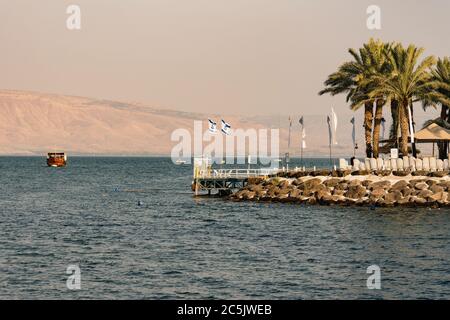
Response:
[[221, 119, 231, 135], [208, 119, 217, 133]]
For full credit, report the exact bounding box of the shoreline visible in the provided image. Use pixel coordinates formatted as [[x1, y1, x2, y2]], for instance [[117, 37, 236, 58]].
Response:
[[229, 173, 450, 207]]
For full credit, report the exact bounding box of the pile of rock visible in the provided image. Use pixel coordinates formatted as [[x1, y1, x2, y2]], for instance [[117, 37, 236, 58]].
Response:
[[230, 175, 450, 207]]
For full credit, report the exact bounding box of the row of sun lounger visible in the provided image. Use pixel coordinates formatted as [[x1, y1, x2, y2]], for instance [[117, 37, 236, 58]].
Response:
[[340, 157, 449, 172]]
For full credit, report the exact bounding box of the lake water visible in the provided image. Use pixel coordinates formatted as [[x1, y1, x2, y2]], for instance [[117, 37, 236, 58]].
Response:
[[0, 157, 449, 299]]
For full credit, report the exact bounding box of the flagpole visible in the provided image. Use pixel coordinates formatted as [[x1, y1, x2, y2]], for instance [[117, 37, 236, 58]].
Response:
[[287, 116, 291, 171], [300, 137, 303, 169], [300, 117, 303, 168], [329, 141, 332, 168]]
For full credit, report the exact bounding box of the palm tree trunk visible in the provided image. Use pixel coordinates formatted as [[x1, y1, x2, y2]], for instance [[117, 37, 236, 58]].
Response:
[[409, 101, 417, 157], [364, 101, 374, 158], [399, 101, 409, 156], [372, 99, 384, 158], [390, 100, 399, 147], [438, 105, 449, 159]]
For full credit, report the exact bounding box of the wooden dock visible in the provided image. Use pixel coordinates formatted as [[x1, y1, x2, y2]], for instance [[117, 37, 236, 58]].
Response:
[[192, 168, 278, 196]]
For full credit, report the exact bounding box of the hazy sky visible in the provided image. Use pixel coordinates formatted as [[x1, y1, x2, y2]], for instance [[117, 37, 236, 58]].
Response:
[[1, 0, 449, 116]]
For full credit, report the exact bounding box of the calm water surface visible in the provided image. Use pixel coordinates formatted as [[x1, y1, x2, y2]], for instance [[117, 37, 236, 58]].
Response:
[[0, 157, 449, 299]]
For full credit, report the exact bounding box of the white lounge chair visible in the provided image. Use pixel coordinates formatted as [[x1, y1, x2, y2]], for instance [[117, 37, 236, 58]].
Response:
[[385, 159, 391, 171], [365, 158, 371, 171], [377, 158, 384, 170], [403, 156, 410, 170], [353, 159, 361, 171], [339, 158, 349, 170], [444, 159, 449, 170], [437, 159, 444, 171], [370, 158, 378, 171], [430, 157, 437, 172], [423, 157, 430, 171], [415, 158, 423, 171], [409, 157, 416, 171], [397, 158, 404, 171], [390, 158, 398, 171]]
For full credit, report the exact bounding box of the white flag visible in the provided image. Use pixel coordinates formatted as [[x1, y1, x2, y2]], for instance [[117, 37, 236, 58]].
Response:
[[299, 116, 306, 149], [350, 117, 356, 147], [208, 119, 217, 133], [331, 107, 338, 145], [327, 115, 332, 146], [221, 119, 231, 135], [302, 127, 307, 149]]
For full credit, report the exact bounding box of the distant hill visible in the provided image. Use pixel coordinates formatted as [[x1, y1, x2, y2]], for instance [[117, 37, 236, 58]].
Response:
[[0, 90, 436, 157]]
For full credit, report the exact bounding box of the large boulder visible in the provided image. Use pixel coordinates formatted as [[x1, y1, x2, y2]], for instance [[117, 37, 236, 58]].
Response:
[[397, 196, 412, 205], [323, 178, 341, 188], [289, 189, 301, 198], [429, 191, 444, 202], [310, 170, 331, 177], [368, 180, 391, 190], [349, 179, 362, 187], [267, 186, 280, 197], [277, 187, 291, 196], [418, 189, 433, 199], [370, 188, 386, 200], [316, 189, 332, 201], [437, 181, 450, 191], [385, 190, 402, 202], [400, 187, 413, 197], [248, 184, 264, 192], [335, 169, 352, 177], [414, 182, 429, 190], [256, 189, 267, 198], [333, 189, 346, 196], [430, 185, 444, 194], [362, 180, 373, 187], [303, 178, 322, 189], [334, 182, 349, 191], [438, 192, 449, 204], [242, 190, 256, 200], [278, 179, 291, 189], [247, 177, 264, 185], [426, 179, 438, 187], [391, 180, 409, 191], [412, 196, 427, 205], [345, 185, 367, 199]]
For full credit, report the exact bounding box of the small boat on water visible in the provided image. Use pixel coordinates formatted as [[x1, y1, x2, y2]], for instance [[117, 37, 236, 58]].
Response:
[[175, 159, 187, 165], [47, 152, 67, 167]]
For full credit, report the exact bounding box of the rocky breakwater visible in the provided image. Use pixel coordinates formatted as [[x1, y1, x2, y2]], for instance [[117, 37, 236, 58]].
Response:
[[230, 175, 450, 207]]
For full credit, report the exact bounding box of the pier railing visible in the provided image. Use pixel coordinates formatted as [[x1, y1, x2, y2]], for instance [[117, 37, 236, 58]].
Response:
[[195, 168, 279, 179]]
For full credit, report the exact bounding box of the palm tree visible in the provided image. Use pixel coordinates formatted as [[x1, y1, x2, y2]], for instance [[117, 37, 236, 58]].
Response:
[[319, 39, 388, 158], [352, 40, 392, 158], [361, 44, 450, 156], [424, 57, 450, 158]]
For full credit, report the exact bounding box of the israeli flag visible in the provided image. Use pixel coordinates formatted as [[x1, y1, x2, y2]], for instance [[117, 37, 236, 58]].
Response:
[[208, 119, 217, 133], [221, 119, 231, 135]]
